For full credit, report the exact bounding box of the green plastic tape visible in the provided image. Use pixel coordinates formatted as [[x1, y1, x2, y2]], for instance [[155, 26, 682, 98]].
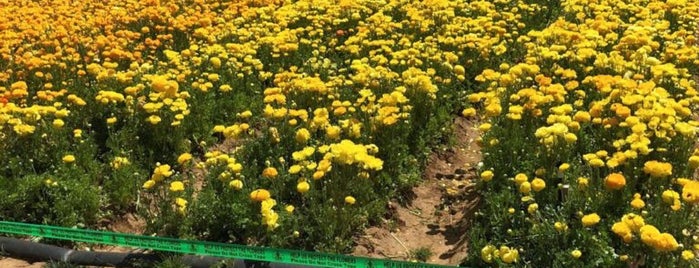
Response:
[[0, 221, 456, 268]]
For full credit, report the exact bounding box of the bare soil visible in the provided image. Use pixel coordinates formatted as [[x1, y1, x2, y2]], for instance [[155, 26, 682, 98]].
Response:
[[352, 116, 481, 265]]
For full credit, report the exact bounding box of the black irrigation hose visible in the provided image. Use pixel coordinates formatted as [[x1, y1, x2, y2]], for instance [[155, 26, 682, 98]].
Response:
[[0, 237, 310, 268]]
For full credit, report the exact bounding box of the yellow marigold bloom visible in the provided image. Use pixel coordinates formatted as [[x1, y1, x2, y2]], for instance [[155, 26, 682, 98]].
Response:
[[653, 233, 679, 252], [558, 163, 570, 172], [577, 177, 589, 189], [630, 193, 645, 209], [285, 205, 294, 213], [209, 57, 222, 69], [612, 222, 633, 243], [345, 196, 356, 205], [681, 180, 699, 204], [643, 161, 672, 178], [312, 171, 325, 180], [52, 119, 65, 128], [554, 221, 568, 232], [147, 115, 161, 125], [682, 250, 695, 261], [519, 181, 532, 194], [499, 246, 519, 264], [13, 124, 36, 136], [62, 154, 76, 163], [150, 75, 179, 98], [297, 181, 310, 193], [514, 173, 528, 185], [480, 170, 494, 182], [527, 203, 538, 214], [640, 225, 660, 246], [689, 156, 699, 169], [262, 167, 278, 179], [175, 198, 187, 214], [581, 213, 601, 227], [142, 180, 156, 189], [169, 181, 184, 192], [151, 164, 173, 182], [462, 108, 476, 117], [531, 178, 546, 192], [289, 165, 302, 174], [481, 245, 496, 263], [571, 249, 582, 259], [177, 153, 193, 165], [229, 179, 243, 190], [326, 125, 341, 140], [604, 173, 626, 190], [250, 189, 271, 202], [295, 128, 311, 143], [621, 213, 645, 232]]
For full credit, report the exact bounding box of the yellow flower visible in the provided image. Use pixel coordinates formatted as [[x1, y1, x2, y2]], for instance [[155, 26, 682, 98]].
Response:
[[289, 165, 302, 174], [326, 125, 341, 140], [527, 203, 538, 214], [531, 178, 546, 192], [681, 180, 699, 204], [142, 180, 156, 189], [62, 154, 76, 164], [295, 128, 311, 143], [554, 222, 568, 232], [571, 249, 582, 259], [175, 198, 187, 214], [297, 181, 310, 193], [169, 181, 184, 192], [209, 57, 222, 69], [481, 245, 496, 263], [151, 164, 173, 182], [577, 177, 589, 188], [150, 75, 179, 98], [262, 167, 278, 179], [514, 173, 528, 185], [612, 222, 633, 243], [345, 196, 356, 205], [229, 179, 243, 190], [499, 246, 519, 264], [177, 153, 193, 165], [147, 115, 161, 125], [519, 181, 532, 194], [285, 205, 295, 213], [689, 155, 699, 169], [643, 161, 672, 178], [682, 250, 695, 261], [604, 173, 626, 190], [480, 170, 494, 182], [462, 108, 476, 117], [250, 189, 271, 202], [558, 163, 570, 172], [630, 193, 645, 209], [52, 119, 65, 128], [581, 213, 600, 227]]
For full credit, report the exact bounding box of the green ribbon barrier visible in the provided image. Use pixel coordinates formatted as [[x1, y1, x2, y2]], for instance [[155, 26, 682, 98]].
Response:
[[0, 221, 456, 268]]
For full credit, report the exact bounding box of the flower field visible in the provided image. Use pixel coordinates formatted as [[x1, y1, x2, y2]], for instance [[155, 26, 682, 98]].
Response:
[[0, 0, 698, 266]]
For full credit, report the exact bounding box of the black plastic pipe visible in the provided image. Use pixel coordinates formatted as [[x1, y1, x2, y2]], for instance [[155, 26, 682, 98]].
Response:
[[0, 237, 310, 268]]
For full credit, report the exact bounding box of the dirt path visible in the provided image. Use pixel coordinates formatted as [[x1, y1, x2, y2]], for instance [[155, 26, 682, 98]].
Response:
[[352, 116, 481, 265]]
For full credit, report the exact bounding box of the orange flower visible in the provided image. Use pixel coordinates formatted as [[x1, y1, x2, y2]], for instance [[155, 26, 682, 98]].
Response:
[[605, 173, 626, 190], [250, 189, 271, 202]]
